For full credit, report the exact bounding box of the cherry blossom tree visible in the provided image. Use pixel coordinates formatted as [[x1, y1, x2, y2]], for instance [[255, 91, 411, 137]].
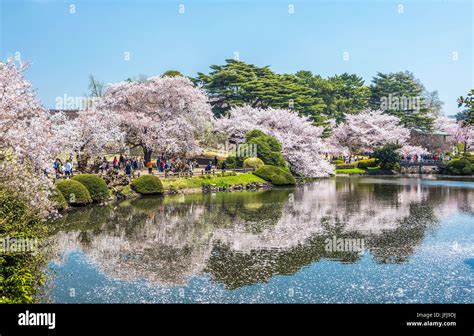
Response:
[[0, 59, 56, 214], [397, 145, 428, 157], [216, 106, 334, 177], [436, 116, 473, 153], [97, 76, 213, 162], [50, 108, 124, 170], [329, 109, 412, 155]]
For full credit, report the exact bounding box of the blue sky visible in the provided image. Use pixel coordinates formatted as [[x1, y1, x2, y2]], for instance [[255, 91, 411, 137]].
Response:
[[1, 0, 472, 115]]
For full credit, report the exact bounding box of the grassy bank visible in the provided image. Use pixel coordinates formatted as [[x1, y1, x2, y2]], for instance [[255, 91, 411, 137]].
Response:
[[161, 172, 266, 190], [335, 167, 381, 174]]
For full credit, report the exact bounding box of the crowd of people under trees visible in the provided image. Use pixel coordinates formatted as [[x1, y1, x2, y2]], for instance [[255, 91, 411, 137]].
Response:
[[53, 150, 454, 180], [328, 153, 452, 164], [52, 154, 228, 179], [401, 153, 450, 163]]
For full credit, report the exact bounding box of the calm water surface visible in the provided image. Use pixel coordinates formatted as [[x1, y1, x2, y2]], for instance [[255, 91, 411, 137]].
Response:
[[44, 176, 474, 303]]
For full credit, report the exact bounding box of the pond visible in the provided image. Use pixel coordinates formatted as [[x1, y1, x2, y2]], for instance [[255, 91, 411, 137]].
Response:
[[43, 176, 474, 303]]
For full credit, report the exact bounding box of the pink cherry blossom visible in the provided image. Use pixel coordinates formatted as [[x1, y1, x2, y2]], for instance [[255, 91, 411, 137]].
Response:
[[435, 116, 472, 149], [97, 76, 213, 160], [216, 106, 334, 177], [50, 108, 124, 162], [398, 145, 429, 157], [0, 59, 55, 214], [329, 109, 411, 155]]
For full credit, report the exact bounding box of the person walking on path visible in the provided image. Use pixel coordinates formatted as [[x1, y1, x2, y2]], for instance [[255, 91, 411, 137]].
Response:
[[159, 159, 165, 173], [53, 158, 63, 178], [64, 160, 73, 178], [156, 158, 161, 173], [125, 160, 133, 177], [146, 160, 153, 174]]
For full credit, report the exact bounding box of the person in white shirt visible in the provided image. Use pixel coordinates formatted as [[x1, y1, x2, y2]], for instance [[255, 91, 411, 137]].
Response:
[[64, 160, 73, 178]]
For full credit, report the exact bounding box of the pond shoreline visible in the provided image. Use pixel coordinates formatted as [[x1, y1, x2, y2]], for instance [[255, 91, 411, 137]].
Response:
[[57, 180, 276, 213], [56, 173, 474, 213]]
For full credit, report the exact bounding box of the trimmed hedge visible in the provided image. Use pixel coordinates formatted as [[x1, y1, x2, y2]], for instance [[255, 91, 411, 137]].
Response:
[[49, 189, 68, 210], [443, 159, 473, 175], [72, 174, 109, 202], [331, 159, 344, 165], [130, 175, 164, 195], [243, 157, 264, 169], [55, 180, 92, 206], [253, 165, 295, 186], [355, 158, 378, 169]]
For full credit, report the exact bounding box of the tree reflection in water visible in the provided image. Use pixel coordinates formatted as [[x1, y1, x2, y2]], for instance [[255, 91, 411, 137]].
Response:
[[48, 177, 473, 289]]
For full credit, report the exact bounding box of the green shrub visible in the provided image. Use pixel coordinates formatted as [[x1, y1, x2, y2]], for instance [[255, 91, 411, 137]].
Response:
[[49, 189, 68, 210], [331, 159, 344, 164], [72, 174, 109, 202], [245, 130, 286, 167], [356, 158, 379, 169], [443, 159, 473, 175], [461, 153, 473, 163], [0, 191, 48, 303], [243, 157, 264, 169], [336, 163, 356, 169], [225, 156, 243, 168], [130, 175, 164, 195], [253, 165, 295, 186], [373, 143, 402, 171], [55, 180, 92, 206], [462, 166, 472, 175], [245, 129, 266, 141]]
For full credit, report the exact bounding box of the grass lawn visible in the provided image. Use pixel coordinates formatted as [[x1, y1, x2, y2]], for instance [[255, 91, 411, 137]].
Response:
[[335, 167, 381, 174], [160, 172, 266, 190], [335, 168, 366, 174]]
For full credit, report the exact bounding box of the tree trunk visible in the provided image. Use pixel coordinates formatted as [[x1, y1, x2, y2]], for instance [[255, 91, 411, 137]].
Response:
[[143, 147, 153, 163], [76, 152, 90, 172]]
